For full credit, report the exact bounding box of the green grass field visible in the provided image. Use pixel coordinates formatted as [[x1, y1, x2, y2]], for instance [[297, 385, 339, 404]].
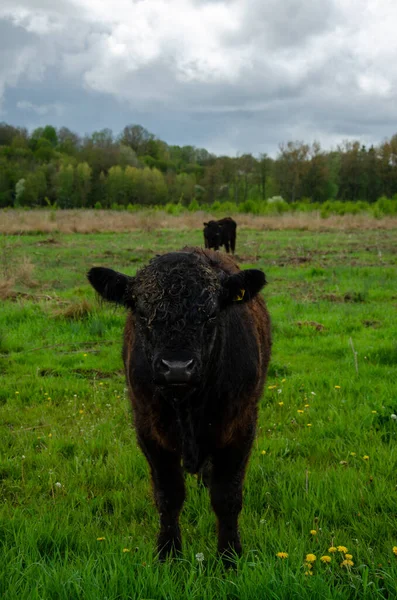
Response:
[[1, 224, 396, 599]]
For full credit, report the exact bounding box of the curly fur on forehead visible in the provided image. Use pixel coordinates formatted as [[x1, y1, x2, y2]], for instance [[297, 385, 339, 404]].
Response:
[[133, 251, 221, 326]]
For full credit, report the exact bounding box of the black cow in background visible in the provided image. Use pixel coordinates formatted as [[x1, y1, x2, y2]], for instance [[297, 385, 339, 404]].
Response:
[[203, 217, 237, 254]]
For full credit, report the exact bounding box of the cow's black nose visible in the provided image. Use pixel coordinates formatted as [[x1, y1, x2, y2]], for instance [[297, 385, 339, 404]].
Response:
[[156, 358, 196, 384]]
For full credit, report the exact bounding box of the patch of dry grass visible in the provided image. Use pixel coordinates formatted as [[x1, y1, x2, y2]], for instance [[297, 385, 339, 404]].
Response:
[[53, 299, 94, 320], [0, 209, 396, 234], [0, 279, 15, 300], [0, 235, 38, 296], [14, 256, 38, 288]]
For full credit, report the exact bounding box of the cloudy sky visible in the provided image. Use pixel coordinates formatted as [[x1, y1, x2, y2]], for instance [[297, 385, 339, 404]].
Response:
[[1, 0, 397, 156]]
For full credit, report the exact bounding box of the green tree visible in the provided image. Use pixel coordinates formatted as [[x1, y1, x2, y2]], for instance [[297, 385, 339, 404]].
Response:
[[106, 165, 125, 207], [275, 141, 310, 203], [255, 154, 272, 201], [124, 166, 140, 205], [75, 162, 92, 207], [301, 142, 330, 203], [120, 125, 154, 156], [201, 161, 223, 204], [139, 167, 168, 205], [17, 169, 47, 206], [338, 141, 366, 201], [0, 123, 21, 146], [35, 138, 54, 162], [29, 127, 44, 151], [57, 127, 80, 156], [42, 125, 58, 147], [174, 173, 196, 204], [15, 178, 25, 207], [55, 164, 75, 208]]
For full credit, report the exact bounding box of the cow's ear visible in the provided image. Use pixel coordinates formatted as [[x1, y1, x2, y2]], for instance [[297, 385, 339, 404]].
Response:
[[203, 222, 208, 226], [221, 269, 266, 307], [87, 267, 135, 308]]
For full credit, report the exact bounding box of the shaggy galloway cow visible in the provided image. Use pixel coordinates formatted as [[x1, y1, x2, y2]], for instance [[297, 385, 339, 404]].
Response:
[[87, 247, 271, 561], [203, 217, 237, 254]]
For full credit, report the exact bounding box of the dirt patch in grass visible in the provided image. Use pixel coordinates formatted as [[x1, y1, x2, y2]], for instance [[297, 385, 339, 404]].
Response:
[[276, 255, 312, 267], [233, 254, 260, 263], [322, 293, 344, 303], [35, 236, 62, 246], [296, 320, 326, 331], [363, 320, 382, 328], [321, 292, 367, 303], [38, 368, 123, 379], [0, 289, 55, 302], [72, 368, 124, 379]]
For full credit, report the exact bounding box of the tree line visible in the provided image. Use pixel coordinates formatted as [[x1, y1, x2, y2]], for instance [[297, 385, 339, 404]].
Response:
[[1, 122, 397, 209]]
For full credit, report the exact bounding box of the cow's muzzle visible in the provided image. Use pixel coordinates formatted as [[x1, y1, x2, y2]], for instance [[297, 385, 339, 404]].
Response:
[[153, 356, 198, 385]]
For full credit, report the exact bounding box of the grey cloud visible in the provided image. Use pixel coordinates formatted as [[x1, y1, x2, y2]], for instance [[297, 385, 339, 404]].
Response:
[[227, 0, 340, 50]]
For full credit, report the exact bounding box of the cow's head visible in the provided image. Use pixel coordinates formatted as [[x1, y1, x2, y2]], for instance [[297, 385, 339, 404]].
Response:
[[88, 251, 266, 399], [203, 221, 221, 250]]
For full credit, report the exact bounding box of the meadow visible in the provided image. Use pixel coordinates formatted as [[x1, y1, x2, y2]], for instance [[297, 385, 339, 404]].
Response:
[[0, 211, 396, 599]]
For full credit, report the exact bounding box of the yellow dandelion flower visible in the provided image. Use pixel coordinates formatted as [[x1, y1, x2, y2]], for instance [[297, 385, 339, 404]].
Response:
[[79, 409, 84, 414], [305, 554, 316, 563], [48, 433, 52, 438], [334, 385, 341, 389], [83, 353, 88, 357], [122, 548, 131, 553], [15, 391, 19, 395], [99, 382, 103, 386], [268, 385, 277, 390], [320, 555, 332, 563], [307, 423, 312, 427], [341, 559, 354, 567], [328, 547, 337, 553], [310, 530, 317, 536], [48, 397, 51, 401], [304, 571, 313, 576], [278, 402, 284, 406], [305, 404, 310, 408], [350, 452, 356, 456], [297, 409, 304, 414], [97, 537, 105, 541], [392, 547, 397, 556], [261, 450, 267, 455], [363, 455, 369, 461], [371, 410, 377, 414], [337, 546, 348, 553], [345, 554, 353, 560], [281, 378, 286, 383], [276, 552, 288, 559]]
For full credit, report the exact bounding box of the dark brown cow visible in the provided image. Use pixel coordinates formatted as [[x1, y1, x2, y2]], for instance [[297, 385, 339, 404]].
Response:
[[87, 247, 271, 562]]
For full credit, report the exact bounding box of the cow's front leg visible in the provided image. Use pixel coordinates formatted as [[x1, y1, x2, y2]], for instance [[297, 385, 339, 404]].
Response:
[[209, 434, 253, 562], [224, 240, 230, 253], [138, 434, 185, 560]]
